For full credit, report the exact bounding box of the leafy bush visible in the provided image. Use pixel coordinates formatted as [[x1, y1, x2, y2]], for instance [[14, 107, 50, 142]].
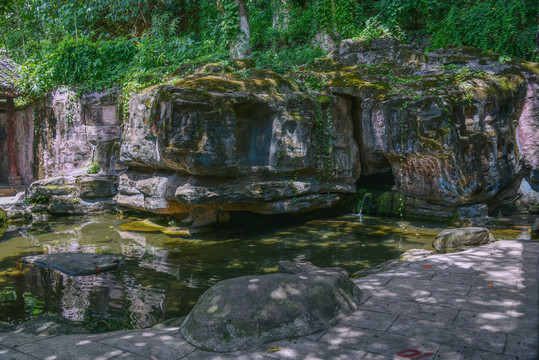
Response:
[[353, 16, 403, 41], [5, 0, 539, 104], [86, 162, 101, 175], [430, 0, 538, 61], [253, 44, 326, 73]]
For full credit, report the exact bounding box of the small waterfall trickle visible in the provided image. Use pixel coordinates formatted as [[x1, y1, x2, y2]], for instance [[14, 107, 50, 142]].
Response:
[[358, 193, 373, 215]]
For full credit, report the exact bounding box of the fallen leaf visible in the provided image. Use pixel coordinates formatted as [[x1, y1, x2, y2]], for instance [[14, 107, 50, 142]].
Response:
[[269, 347, 281, 352], [422, 265, 432, 268]]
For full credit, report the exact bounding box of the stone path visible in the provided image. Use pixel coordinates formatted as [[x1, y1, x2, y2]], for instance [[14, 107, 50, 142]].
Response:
[[1, 239, 537, 360]]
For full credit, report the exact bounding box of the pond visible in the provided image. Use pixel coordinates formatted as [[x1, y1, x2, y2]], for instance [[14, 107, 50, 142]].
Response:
[[0, 213, 522, 332]]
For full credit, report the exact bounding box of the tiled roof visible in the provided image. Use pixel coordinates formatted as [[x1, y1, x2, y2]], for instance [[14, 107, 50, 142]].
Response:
[[0, 51, 19, 97]]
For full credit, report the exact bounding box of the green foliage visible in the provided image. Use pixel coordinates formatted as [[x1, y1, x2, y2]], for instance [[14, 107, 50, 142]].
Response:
[[310, 0, 364, 39], [23, 292, 45, 317], [253, 44, 326, 73], [86, 162, 101, 174], [353, 16, 402, 41], [430, 0, 538, 61], [0, 288, 16, 302], [24, 195, 49, 206], [2, 0, 538, 103]]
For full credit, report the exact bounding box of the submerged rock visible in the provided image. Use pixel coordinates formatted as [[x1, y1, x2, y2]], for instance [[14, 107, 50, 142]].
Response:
[[180, 261, 361, 352], [433, 227, 495, 253], [22, 253, 122, 276], [119, 219, 166, 232]]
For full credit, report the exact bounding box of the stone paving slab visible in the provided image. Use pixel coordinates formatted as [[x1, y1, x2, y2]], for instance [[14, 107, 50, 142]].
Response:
[[358, 297, 460, 323], [98, 329, 196, 359], [181, 350, 272, 360], [434, 345, 518, 360], [338, 310, 398, 332], [0, 332, 56, 348], [0, 345, 37, 360], [318, 325, 442, 357], [14, 336, 125, 360], [386, 315, 507, 353], [504, 333, 539, 359], [413, 290, 517, 312], [0, 239, 536, 360]]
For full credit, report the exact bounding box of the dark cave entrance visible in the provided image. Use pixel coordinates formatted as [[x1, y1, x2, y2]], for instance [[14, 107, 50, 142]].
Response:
[[348, 96, 396, 191], [234, 102, 273, 166]]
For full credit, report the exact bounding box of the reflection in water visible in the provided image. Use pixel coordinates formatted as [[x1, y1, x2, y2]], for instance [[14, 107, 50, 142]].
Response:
[[0, 213, 517, 331]]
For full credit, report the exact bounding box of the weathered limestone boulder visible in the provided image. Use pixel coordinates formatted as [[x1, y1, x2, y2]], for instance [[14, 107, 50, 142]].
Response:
[[516, 177, 539, 214], [327, 39, 535, 219], [112, 40, 538, 222], [29, 89, 122, 179], [116, 68, 358, 221], [22, 253, 122, 276], [23, 174, 118, 216], [433, 227, 495, 253], [180, 261, 361, 352], [78, 175, 118, 199]]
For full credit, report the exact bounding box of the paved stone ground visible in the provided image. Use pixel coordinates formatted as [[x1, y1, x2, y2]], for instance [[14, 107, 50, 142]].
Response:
[[1, 239, 537, 360]]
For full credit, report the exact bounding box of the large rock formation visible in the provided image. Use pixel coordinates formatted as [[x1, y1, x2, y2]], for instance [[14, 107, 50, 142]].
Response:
[[116, 68, 357, 224], [14, 89, 123, 184], [3, 38, 537, 224], [115, 39, 538, 222]]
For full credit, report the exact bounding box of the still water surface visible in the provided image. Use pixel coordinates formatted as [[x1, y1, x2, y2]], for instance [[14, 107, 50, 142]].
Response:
[[0, 214, 520, 331]]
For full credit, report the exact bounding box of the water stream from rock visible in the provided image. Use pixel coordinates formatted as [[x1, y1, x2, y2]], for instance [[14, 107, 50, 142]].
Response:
[[0, 214, 523, 331]]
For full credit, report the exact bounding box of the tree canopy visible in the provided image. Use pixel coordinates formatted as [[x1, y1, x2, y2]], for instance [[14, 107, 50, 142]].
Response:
[[0, 0, 537, 100]]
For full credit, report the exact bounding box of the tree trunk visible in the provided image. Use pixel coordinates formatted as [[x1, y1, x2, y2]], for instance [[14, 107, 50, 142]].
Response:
[[272, 0, 290, 31], [13, 0, 25, 57], [229, 0, 251, 59]]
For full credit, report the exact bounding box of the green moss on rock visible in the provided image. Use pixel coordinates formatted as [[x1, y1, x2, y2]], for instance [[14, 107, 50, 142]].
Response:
[[119, 219, 166, 232]]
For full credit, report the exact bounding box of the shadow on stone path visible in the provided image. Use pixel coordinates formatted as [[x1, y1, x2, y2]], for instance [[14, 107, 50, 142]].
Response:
[[0, 239, 537, 360]]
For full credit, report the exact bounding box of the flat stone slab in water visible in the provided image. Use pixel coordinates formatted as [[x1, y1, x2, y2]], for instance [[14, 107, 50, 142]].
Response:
[[22, 253, 121, 276]]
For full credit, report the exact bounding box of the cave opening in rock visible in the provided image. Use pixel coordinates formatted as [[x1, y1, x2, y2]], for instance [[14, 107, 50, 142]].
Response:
[[234, 102, 273, 166], [349, 96, 396, 191]]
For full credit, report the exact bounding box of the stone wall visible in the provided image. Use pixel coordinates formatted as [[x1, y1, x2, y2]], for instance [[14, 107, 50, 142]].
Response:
[[0, 110, 7, 183], [17, 89, 121, 183], [13, 105, 34, 185]]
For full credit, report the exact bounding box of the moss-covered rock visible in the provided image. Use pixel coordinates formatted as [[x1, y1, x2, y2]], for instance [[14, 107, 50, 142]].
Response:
[[119, 219, 166, 232], [181, 262, 361, 352], [114, 39, 538, 224]]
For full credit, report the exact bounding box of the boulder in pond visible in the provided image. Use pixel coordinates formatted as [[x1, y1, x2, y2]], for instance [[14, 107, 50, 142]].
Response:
[[433, 227, 495, 253], [22, 253, 122, 276], [180, 261, 362, 352]]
